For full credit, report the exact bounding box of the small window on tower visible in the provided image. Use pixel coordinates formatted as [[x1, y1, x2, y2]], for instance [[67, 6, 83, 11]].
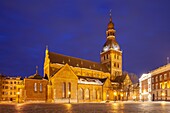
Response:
[[34, 83, 37, 92], [40, 83, 42, 92]]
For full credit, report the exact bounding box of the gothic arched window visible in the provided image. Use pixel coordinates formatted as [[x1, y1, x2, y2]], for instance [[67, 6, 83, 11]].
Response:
[[85, 88, 90, 100], [62, 82, 66, 98], [78, 88, 84, 100]]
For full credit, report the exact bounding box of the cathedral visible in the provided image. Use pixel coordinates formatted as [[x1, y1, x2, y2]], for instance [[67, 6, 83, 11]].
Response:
[[43, 13, 132, 103], [0, 13, 134, 103]]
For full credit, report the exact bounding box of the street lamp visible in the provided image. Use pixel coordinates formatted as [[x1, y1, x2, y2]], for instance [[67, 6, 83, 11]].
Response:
[[17, 92, 20, 103], [121, 93, 123, 101], [162, 92, 165, 101], [114, 92, 117, 102], [68, 91, 70, 103]]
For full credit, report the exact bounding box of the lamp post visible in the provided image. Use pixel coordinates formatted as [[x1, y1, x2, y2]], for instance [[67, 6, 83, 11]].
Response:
[[114, 92, 117, 102], [121, 93, 123, 101], [17, 92, 20, 103], [162, 92, 165, 101], [68, 91, 70, 103]]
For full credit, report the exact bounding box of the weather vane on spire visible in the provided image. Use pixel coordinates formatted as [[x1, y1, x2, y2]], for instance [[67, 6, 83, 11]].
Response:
[[110, 9, 112, 16], [46, 45, 48, 50], [109, 9, 112, 22], [36, 65, 38, 74]]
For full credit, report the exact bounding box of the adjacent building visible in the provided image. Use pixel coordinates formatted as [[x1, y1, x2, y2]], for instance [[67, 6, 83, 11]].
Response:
[[139, 63, 170, 101], [139, 73, 152, 101], [1, 76, 22, 102], [151, 63, 170, 101]]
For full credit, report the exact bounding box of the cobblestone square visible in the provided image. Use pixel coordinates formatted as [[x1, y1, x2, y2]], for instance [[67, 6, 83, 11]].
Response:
[[0, 102, 170, 113]]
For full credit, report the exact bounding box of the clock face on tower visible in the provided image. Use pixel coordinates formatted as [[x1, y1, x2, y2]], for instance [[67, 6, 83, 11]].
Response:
[[113, 45, 120, 50], [103, 46, 109, 52]]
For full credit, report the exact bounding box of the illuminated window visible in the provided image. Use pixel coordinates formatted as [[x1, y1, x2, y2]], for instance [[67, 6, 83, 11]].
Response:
[[78, 88, 83, 100], [164, 74, 167, 80], [156, 76, 158, 82], [152, 77, 154, 83], [68, 82, 71, 98], [152, 84, 154, 90], [62, 82, 66, 98], [34, 83, 37, 91], [156, 83, 158, 89], [97, 90, 101, 99], [85, 89, 90, 100], [160, 75, 162, 81], [160, 83, 162, 89], [40, 83, 42, 92]]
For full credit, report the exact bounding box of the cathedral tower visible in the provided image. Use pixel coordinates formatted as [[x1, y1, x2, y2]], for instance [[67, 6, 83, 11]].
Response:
[[100, 12, 122, 80]]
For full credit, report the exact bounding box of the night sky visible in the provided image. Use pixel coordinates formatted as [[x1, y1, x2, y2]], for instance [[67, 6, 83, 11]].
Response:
[[1, 0, 170, 78]]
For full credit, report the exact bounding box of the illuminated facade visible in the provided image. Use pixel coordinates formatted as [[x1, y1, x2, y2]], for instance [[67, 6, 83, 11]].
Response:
[[151, 63, 170, 101], [0, 13, 133, 103], [43, 13, 132, 103], [139, 63, 170, 101], [1, 76, 22, 102], [0, 75, 5, 101], [139, 73, 152, 101], [100, 13, 122, 81]]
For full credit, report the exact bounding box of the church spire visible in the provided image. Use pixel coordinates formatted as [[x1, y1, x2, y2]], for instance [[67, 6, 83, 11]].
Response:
[[107, 10, 114, 30]]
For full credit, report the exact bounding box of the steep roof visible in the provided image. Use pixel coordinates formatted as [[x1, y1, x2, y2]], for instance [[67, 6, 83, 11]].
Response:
[[48, 52, 109, 72], [112, 74, 127, 83]]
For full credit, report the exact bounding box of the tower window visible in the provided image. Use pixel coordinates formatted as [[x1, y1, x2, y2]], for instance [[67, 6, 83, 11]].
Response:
[[40, 83, 42, 92], [107, 54, 109, 59], [34, 83, 37, 92]]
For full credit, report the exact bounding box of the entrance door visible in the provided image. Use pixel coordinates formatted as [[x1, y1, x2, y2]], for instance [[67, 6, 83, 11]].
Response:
[[152, 94, 155, 101]]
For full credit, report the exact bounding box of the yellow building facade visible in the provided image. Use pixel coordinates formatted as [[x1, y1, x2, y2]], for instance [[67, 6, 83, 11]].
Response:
[[1, 76, 22, 102]]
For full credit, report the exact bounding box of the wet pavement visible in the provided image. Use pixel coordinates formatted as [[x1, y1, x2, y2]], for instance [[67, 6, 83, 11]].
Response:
[[0, 101, 170, 113]]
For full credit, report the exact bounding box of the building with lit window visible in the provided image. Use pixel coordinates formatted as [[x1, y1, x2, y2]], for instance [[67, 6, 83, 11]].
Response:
[[43, 13, 132, 103], [151, 63, 170, 101], [139, 63, 170, 101], [1, 76, 22, 102], [0, 13, 134, 103], [0, 74, 5, 101], [139, 73, 152, 101]]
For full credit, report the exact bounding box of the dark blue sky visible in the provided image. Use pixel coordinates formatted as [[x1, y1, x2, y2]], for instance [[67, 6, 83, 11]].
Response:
[[1, 0, 170, 77]]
